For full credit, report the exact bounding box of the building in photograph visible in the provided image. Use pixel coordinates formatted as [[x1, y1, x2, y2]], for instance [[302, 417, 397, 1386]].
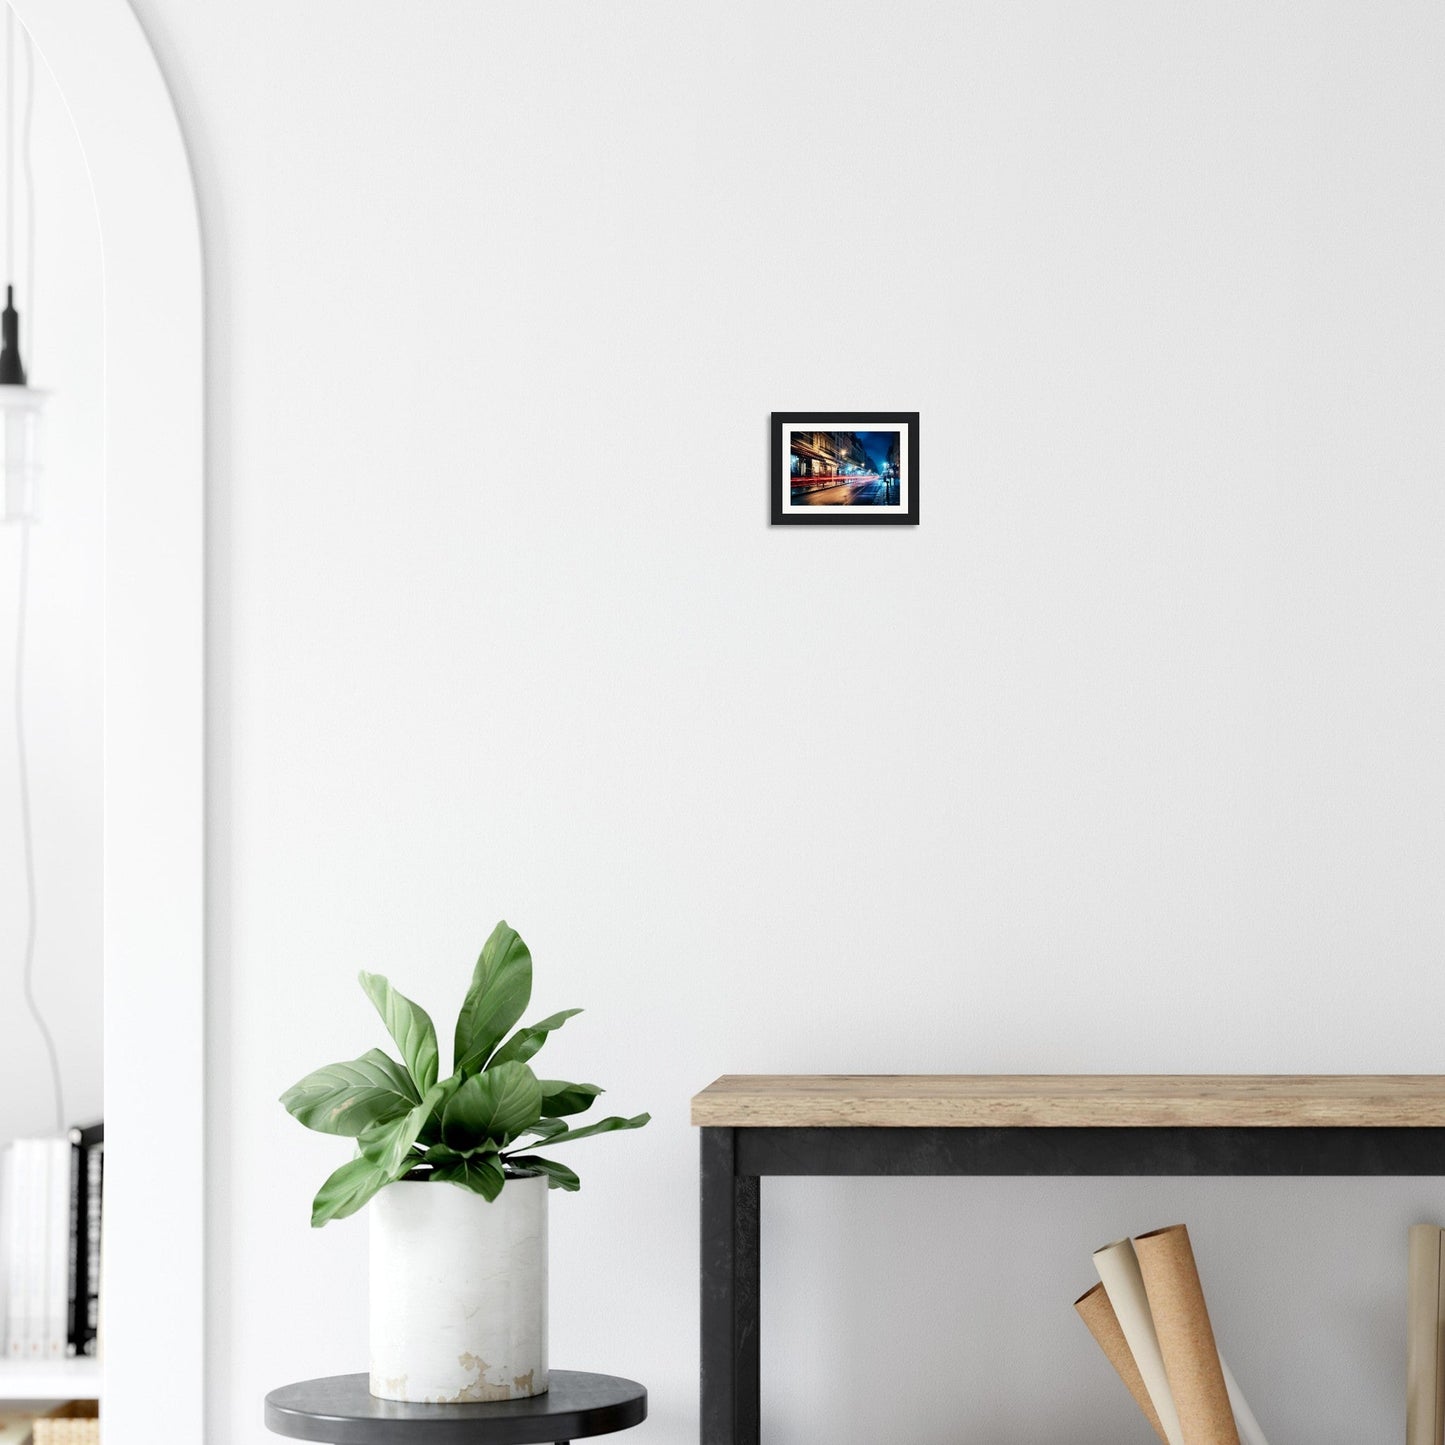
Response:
[[790, 430, 871, 482]]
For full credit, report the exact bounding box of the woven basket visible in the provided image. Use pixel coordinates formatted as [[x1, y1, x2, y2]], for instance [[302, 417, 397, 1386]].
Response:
[[31, 1400, 98, 1445]]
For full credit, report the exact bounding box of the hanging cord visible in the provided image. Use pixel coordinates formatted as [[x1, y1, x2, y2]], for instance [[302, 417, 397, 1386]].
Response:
[[7, 6, 63, 1135], [4, 8, 11, 289], [20, 18, 31, 371], [15, 521, 63, 1136]]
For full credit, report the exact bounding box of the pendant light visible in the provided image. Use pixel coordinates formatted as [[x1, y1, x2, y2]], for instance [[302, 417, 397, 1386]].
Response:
[[1, 287, 43, 523], [1, 5, 42, 525]]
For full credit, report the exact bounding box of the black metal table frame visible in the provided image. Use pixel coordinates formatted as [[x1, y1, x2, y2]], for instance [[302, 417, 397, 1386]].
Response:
[[698, 1123, 1445, 1444]]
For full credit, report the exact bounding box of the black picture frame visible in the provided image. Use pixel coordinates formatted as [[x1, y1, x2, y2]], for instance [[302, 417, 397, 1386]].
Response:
[[771, 411, 920, 525]]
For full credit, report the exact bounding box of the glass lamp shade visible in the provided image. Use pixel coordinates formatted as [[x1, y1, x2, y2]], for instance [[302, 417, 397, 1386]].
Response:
[[0, 383, 44, 523]]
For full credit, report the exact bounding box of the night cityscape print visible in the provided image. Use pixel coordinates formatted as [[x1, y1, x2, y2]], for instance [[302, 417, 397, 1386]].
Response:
[[789, 429, 902, 507]]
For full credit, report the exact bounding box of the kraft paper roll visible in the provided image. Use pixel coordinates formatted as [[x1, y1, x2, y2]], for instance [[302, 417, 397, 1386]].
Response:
[[1406, 1224, 1445, 1445], [1075, 1281, 1170, 1444], [1093, 1238, 1185, 1445], [1134, 1224, 1240, 1445]]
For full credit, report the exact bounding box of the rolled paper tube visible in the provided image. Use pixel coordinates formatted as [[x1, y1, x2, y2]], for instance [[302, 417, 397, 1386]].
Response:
[[1075, 1281, 1170, 1444], [1220, 1358, 1270, 1445], [1407, 1224, 1445, 1445], [1134, 1224, 1240, 1445], [1093, 1238, 1185, 1445], [1437, 1231, 1445, 1445]]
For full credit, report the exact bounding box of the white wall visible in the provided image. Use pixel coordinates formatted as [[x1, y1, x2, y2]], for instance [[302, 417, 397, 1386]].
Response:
[[0, 16, 103, 1145], [126, 0, 1445, 1439]]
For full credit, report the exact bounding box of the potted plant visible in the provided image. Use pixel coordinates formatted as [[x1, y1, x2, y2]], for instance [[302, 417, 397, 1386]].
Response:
[[281, 919, 649, 1405]]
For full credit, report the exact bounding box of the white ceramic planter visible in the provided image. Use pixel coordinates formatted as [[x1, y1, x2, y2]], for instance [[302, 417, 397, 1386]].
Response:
[[369, 1172, 548, 1404]]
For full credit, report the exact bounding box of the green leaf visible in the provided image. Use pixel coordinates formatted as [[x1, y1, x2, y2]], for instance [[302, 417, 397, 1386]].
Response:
[[453, 921, 533, 1075], [441, 1061, 544, 1152], [538, 1080, 603, 1118], [489, 1008, 583, 1069], [280, 1048, 421, 1137], [537, 1112, 650, 1148], [504, 1154, 581, 1192], [519, 1117, 570, 1144], [431, 1151, 506, 1202], [422, 1135, 497, 1162], [359, 1082, 448, 1175], [416, 1073, 464, 1148], [310, 1153, 394, 1227], [359, 971, 439, 1093]]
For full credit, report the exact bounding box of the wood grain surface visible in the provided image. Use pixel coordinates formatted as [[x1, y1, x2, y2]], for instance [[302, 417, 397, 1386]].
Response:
[[690, 1075, 1445, 1128]]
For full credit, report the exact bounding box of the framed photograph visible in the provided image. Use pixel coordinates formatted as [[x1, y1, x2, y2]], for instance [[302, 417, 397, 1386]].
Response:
[[771, 411, 919, 525]]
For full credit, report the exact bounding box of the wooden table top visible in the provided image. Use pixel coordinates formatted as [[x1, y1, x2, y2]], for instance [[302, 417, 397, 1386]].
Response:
[[690, 1075, 1445, 1128]]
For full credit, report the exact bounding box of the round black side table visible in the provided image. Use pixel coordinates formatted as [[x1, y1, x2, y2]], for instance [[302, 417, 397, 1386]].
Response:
[[264, 1372, 647, 1445]]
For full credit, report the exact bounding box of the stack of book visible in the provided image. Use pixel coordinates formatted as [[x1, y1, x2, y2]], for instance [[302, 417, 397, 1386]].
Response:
[[1075, 1222, 1269, 1445], [0, 1125, 103, 1361]]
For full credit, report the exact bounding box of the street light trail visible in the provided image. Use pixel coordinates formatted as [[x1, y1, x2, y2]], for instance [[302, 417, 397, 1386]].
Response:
[[792, 475, 898, 506]]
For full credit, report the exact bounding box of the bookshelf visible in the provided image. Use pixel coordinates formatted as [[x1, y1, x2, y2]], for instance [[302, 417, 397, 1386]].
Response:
[[692, 1073, 1445, 1444], [0, 1356, 101, 1402], [0, 1129, 106, 1385]]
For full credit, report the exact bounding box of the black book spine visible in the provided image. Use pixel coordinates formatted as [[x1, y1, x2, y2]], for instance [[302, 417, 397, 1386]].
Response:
[[66, 1138, 84, 1356], [66, 1124, 103, 1358], [81, 1141, 102, 1356]]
